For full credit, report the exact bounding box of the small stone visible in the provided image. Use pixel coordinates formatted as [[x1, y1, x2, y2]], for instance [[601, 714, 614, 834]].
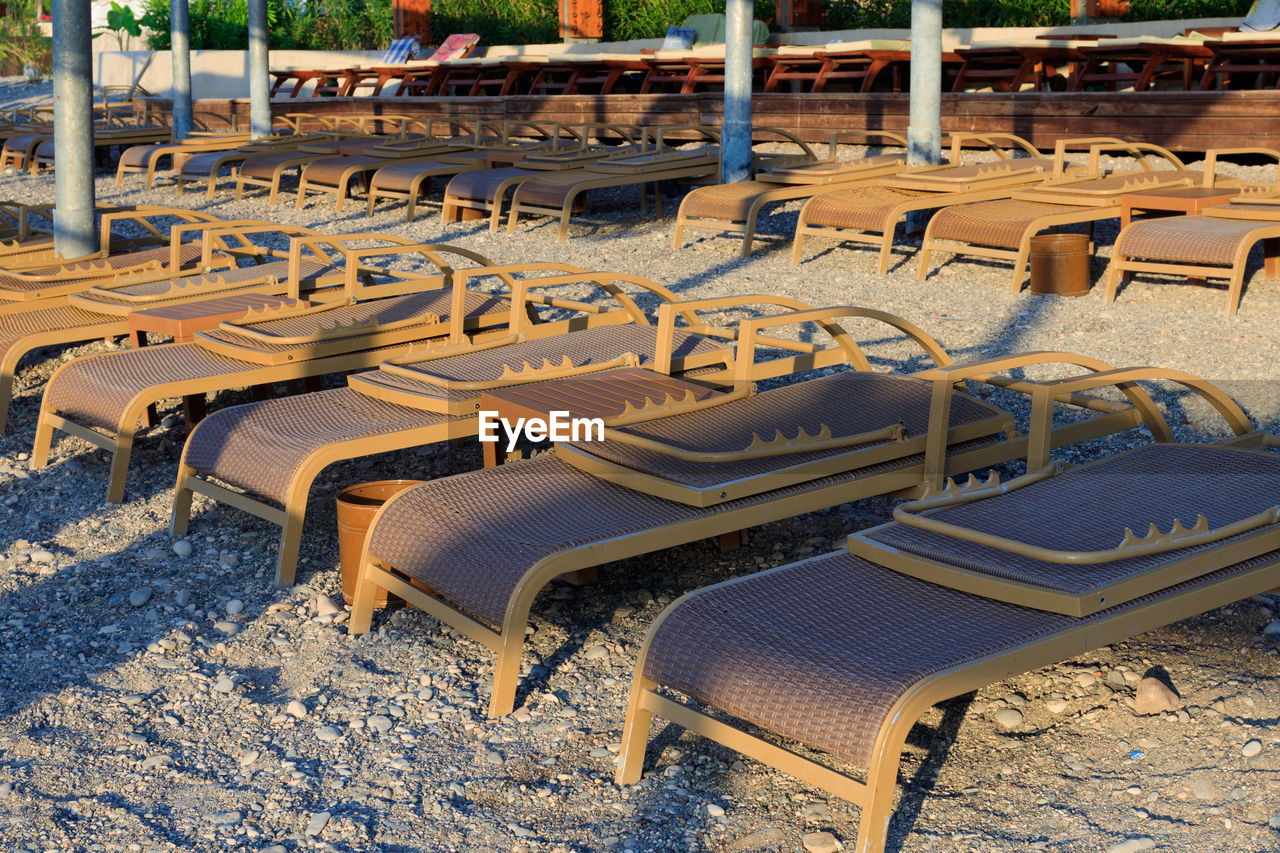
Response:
[[1075, 673, 1097, 689], [259, 846, 286, 853], [120, 694, 145, 706], [174, 590, 191, 607], [172, 540, 192, 557], [706, 803, 725, 817], [286, 700, 308, 719], [316, 596, 341, 617], [802, 831, 843, 853], [225, 599, 244, 616], [0, 782, 10, 797], [205, 811, 241, 826], [213, 676, 235, 694], [992, 708, 1024, 731], [1045, 699, 1069, 715], [141, 754, 173, 770], [1133, 677, 1181, 716], [1193, 778, 1218, 801], [584, 645, 608, 660], [801, 802, 829, 821], [482, 749, 504, 766], [1242, 739, 1263, 758], [124, 732, 147, 746], [315, 726, 342, 743], [1262, 620, 1280, 637], [29, 549, 54, 564], [1105, 839, 1155, 853], [239, 750, 260, 767], [214, 621, 240, 635], [1268, 813, 1280, 829], [305, 811, 330, 836], [367, 715, 393, 733], [730, 827, 788, 851], [129, 587, 152, 608]]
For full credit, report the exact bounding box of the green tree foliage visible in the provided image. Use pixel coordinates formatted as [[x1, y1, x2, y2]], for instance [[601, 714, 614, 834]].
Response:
[[603, 0, 775, 41], [823, 0, 1070, 30], [1123, 0, 1252, 21], [0, 0, 48, 77], [430, 0, 559, 45], [143, 0, 393, 51]]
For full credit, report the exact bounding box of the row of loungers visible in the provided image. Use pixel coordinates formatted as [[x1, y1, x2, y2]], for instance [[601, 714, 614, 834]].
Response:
[[269, 30, 1280, 98], [2, 214, 1278, 852]]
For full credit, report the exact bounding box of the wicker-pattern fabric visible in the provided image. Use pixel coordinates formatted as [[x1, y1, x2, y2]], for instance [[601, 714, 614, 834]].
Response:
[[802, 186, 929, 231], [568, 371, 1003, 489], [181, 150, 238, 176], [119, 143, 167, 168], [1116, 214, 1271, 265], [373, 153, 490, 191], [366, 448, 991, 629], [643, 545, 1278, 767], [240, 150, 326, 180], [76, 261, 329, 310], [447, 167, 532, 203], [1043, 169, 1200, 195], [512, 169, 596, 209], [348, 326, 722, 407], [0, 304, 117, 363], [928, 199, 1087, 248], [0, 244, 206, 296], [301, 155, 390, 186], [866, 443, 1280, 595], [195, 290, 506, 354], [681, 182, 780, 221], [45, 344, 255, 430], [185, 388, 451, 503]]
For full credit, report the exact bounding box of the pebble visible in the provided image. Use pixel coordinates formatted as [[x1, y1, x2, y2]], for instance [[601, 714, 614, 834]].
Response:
[[286, 700, 308, 719], [128, 587, 152, 608], [172, 540, 192, 557], [992, 708, 1023, 730], [706, 803, 725, 817], [213, 676, 235, 694], [174, 589, 191, 607], [1045, 698, 1069, 715], [730, 827, 788, 850], [225, 599, 244, 616], [214, 620, 240, 635], [1105, 838, 1155, 853], [1242, 739, 1263, 758], [305, 811, 331, 836], [1133, 677, 1181, 715], [802, 830, 843, 853], [315, 726, 342, 743], [1262, 621, 1280, 637], [1075, 673, 1098, 688], [205, 811, 241, 826], [316, 596, 341, 617], [1193, 778, 1218, 801], [367, 714, 393, 733], [482, 749, 504, 766], [238, 750, 260, 767], [584, 645, 608, 660], [28, 549, 53, 564]]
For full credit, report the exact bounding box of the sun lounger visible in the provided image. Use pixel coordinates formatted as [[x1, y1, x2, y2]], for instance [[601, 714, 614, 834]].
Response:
[[1104, 148, 1280, 315], [34, 237, 509, 501], [344, 314, 1155, 717], [26, 122, 174, 174], [169, 273, 747, 586], [674, 130, 910, 256], [115, 132, 253, 188], [365, 122, 574, 221], [440, 125, 648, 232], [791, 133, 1090, 272], [615, 361, 1276, 853], [917, 140, 1236, 291], [506, 126, 729, 242]]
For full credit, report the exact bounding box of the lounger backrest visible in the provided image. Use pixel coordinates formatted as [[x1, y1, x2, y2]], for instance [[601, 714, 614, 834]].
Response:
[[381, 35, 422, 65], [426, 33, 480, 62]]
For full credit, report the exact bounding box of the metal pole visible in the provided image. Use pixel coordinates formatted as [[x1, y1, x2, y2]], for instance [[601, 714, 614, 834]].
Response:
[[721, 0, 753, 183], [52, 0, 97, 258], [170, 0, 193, 139], [907, 0, 942, 168], [247, 0, 271, 138]]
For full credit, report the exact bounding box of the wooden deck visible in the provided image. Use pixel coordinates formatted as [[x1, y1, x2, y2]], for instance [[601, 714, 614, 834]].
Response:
[[149, 90, 1280, 153]]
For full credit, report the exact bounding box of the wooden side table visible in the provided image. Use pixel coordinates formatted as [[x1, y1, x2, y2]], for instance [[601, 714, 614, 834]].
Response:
[[128, 292, 305, 427], [1120, 186, 1240, 229]]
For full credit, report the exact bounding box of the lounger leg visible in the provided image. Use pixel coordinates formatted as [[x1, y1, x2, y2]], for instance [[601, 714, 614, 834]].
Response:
[[30, 411, 54, 470], [672, 213, 687, 250], [276, 506, 306, 587], [348, 560, 380, 635], [170, 463, 195, 536], [1103, 261, 1125, 303], [0, 363, 15, 434], [1010, 239, 1033, 292], [877, 232, 895, 276], [852, 758, 901, 853], [790, 232, 806, 265], [105, 425, 136, 504], [615, 677, 659, 785]]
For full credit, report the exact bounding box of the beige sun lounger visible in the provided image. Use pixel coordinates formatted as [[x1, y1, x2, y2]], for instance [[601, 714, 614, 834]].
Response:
[[169, 272, 749, 586], [344, 321, 1156, 718], [916, 139, 1242, 291], [789, 133, 1096, 272], [505, 126, 738, 242], [115, 132, 254, 188], [674, 130, 910, 256], [364, 122, 580, 222], [33, 237, 509, 502], [1104, 148, 1280, 316], [616, 361, 1277, 853]]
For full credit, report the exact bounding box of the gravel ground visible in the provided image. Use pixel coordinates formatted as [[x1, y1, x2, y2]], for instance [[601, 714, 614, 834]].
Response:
[[0, 90, 1278, 853]]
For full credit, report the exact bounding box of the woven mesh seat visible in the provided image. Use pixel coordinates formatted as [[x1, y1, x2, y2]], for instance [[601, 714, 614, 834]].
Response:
[[350, 326, 719, 407], [0, 244, 206, 296], [446, 167, 531, 203], [1116, 214, 1271, 266], [511, 169, 595, 209], [300, 154, 385, 186], [118, 143, 167, 169], [568, 371, 1001, 488], [184, 387, 450, 503], [928, 199, 1078, 248], [1, 304, 114, 363], [680, 182, 780, 220], [239, 150, 324, 180], [864, 443, 1280, 595], [180, 150, 233, 177], [801, 186, 929, 231]]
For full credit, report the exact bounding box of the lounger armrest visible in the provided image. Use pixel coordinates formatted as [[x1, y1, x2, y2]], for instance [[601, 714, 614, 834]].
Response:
[[653, 124, 722, 149], [947, 132, 1039, 162], [100, 207, 219, 258], [825, 129, 909, 158], [1204, 148, 1280, 190], [1086, 141, 1185, 174], [733, 305, 953, 391], [653, 295, 823, 376]]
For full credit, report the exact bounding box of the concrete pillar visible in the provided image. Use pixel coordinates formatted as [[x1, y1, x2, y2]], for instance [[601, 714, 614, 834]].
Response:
[[52, 0, 98, 258], [170, 0, 193, 138], [247, 0, 272, 138], [907, 0, 943, 167], [721, 0, 753, 183]]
